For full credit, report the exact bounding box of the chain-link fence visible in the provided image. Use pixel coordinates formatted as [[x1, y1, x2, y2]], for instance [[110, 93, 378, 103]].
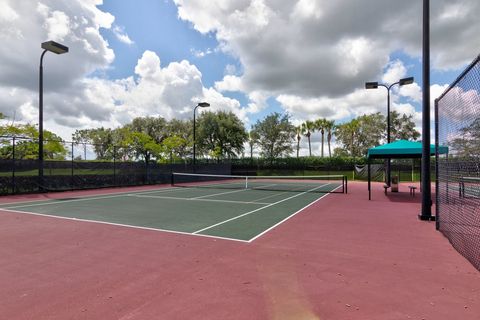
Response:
[[0, 136, 427, 195], [436, 54, 480, 271], [0, 137, 231, 195]]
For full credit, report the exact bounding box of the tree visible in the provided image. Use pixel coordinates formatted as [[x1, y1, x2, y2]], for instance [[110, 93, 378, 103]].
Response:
[[301, 120, 315, 156], [248, 130, 260, 160], [314, 118, 328, 157], [324, 120, 336, 157], [196, 111, 247, 159], [111, 127, 135, 161], [335, 118, 361, 157], [72, 129, 91, 160], [0, 123, 67, 160], [295, 126, 302, 158], [390, 111, 420, 141], [449, 117, 480, 158], [126, 131, 161, 163], [166, 119, 192, 160], [334, 113, 386, 157], [251, 112, 295, 162], [129, 116, 168, 144], [86, 127, 114, 160], [161, 135, 189, 162]]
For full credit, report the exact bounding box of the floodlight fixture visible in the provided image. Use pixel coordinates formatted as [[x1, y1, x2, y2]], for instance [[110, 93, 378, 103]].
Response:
[[41, 41, 69, 54], [399, 76, 414, 86], [365, 82, 379, 89], [197, 102, 210, 108]]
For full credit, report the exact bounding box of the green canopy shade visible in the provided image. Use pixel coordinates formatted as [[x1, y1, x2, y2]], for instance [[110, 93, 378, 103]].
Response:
[[367, 140, 448, 159]]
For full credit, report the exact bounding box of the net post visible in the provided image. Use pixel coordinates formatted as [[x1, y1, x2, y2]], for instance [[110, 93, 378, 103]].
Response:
[[245, 176, 248, 189], [170, 172, 174, 186], [345, 176, 348, 194]]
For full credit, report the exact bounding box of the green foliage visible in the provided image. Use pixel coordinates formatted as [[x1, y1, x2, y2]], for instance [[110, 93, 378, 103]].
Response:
[[125, 131, 162, 163], [248, 130, 260, 159], [390, 111, 420, 141], [324, 119, 336, 157], [334, 113, 381, 157], [449, 117, 480, 158], [128, 116, 167, 143], [0, 123, 67, 160], [301, 120, 315, 156], [85, 127, 114, 160], [251, 112, 296, 162], [196, 111, 247, 159], [313, 118, 326, 157], [335, 118, 363, 157], [161, 135, 189, 161], [334, 112, 420, 157], [295, 126, 302, 158]]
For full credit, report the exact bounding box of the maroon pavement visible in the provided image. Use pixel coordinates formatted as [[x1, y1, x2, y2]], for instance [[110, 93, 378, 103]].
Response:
[[0, 181, 478, 319]]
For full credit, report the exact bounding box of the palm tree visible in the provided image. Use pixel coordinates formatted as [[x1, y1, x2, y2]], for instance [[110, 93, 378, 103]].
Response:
[[295, 125, 302, 158], [324, 120, 336, 157], [301, 120, 315, 156], [315, 118, 327, 157]]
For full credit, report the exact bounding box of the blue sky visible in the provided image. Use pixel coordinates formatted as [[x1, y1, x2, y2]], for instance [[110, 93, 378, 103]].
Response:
[[97, 0, 250, 108], [0, 0, 479, 155]]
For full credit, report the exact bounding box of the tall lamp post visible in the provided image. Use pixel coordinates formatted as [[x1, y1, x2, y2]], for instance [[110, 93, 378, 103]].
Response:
[[39, 41, 69, 191], [365, 76, 414, 186], [193, 102, 210, 171]]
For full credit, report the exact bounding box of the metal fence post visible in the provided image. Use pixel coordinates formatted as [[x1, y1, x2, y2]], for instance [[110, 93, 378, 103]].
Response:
[[71, 141, 74, 190], [435, 99, 440, 230], [113, 145, 116, 186], [12, 136, 16, 194]]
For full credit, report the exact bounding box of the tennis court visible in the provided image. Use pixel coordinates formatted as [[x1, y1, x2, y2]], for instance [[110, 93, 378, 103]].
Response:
[[0, 173, 346, 242]]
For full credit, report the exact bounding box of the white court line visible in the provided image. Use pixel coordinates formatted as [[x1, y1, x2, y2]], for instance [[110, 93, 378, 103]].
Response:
[[247, 184, 343, 242], [128, 194, 270, 205], [0, 207, 250, 243], [0, 186, 183, 207], [192, 184, 331, 234], [3, 186, 185, 210], [192, 188, 249, 199], [245, 182, 326, 203]]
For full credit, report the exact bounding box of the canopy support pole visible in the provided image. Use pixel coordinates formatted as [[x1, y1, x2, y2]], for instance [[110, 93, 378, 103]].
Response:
[[368, 160, 371, 200]]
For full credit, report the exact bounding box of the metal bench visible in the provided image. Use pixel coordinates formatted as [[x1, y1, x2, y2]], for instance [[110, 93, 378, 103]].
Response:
[[384, 183, 390, 195], [408, 186, 417, 196]]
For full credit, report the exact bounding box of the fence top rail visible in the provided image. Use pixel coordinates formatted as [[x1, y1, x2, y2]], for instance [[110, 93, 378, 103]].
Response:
[[0, 135, 35, 140], [436, 53, 480, 102]]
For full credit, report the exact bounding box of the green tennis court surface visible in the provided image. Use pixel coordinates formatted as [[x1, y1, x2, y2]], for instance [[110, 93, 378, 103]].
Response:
[[0, 178, 343, 242]]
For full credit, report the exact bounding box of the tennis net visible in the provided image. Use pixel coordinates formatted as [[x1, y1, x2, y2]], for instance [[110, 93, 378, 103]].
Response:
[[171, 172, 347, 194]]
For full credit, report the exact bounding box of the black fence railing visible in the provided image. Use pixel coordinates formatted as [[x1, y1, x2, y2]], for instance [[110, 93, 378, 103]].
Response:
[[0, 136, 232, 195], [436, 53, 480, 271], [0, 136, 426, 196]]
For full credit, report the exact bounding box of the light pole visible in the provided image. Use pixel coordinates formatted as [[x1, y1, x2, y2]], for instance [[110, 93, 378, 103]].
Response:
[[365, 76, 414, 185], [39, 41, 68, 191], [193, 102, 210, 171]]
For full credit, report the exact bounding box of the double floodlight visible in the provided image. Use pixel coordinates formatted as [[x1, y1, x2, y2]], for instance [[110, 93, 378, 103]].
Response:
[[41, 41, 69, 54], [365, 76, 414, 90]]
